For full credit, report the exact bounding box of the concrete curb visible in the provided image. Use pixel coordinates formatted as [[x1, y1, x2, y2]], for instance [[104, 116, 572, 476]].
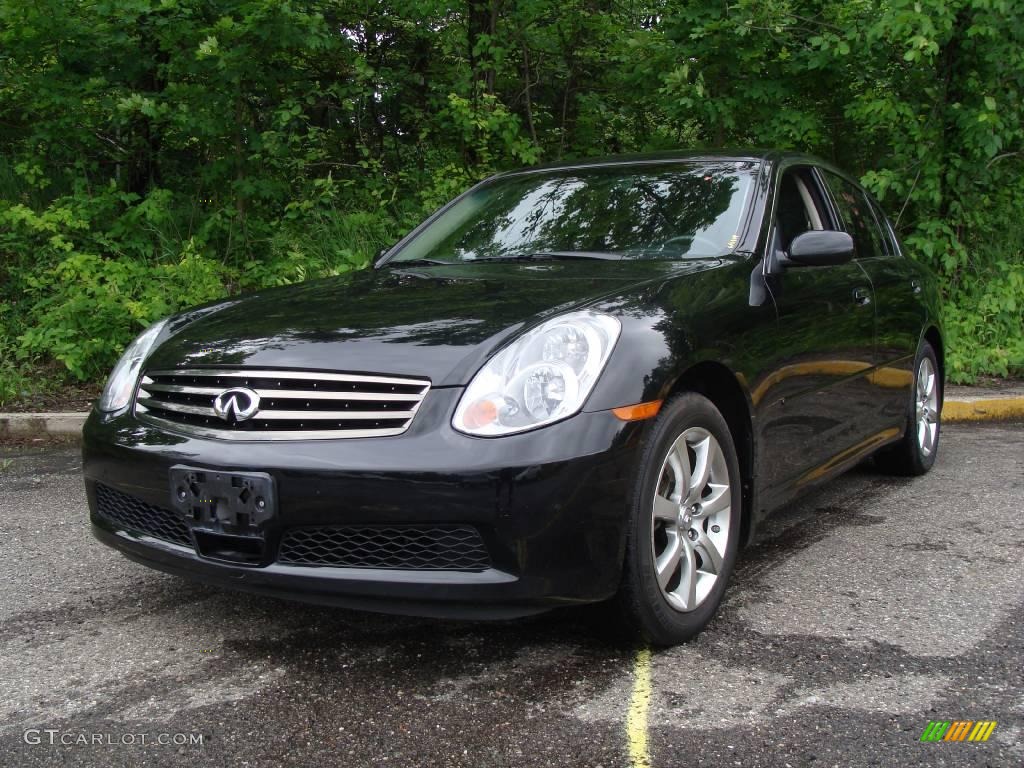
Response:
[[2, 391, 1022, 441], [0, 412, 88, 440], [942, 396, 1024, 423]]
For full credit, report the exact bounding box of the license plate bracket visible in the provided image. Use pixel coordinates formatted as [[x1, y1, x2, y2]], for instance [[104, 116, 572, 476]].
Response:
[[169, 465, 276, 536]]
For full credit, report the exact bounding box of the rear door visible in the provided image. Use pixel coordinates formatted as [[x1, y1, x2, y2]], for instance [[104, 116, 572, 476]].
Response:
[[756, 166, 879, 502], [819, 172, 922, 434]]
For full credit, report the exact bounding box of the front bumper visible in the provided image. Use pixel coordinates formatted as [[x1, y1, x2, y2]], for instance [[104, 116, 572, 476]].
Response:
[[82, 387, 645, 618]]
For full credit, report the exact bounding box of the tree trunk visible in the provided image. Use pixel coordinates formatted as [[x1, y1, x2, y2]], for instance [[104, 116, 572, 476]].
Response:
[[936, 8, 971, 229], [468, 0, 500, 99], [521, 42, 537, 145]]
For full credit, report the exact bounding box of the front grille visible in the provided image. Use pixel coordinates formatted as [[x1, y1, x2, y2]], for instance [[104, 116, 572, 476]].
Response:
[[135, 368, 431, 440], [278, 526, 491, 571], [94, 484, 192, 547]]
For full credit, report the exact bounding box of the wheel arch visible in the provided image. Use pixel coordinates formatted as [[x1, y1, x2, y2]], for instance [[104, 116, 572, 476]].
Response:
[[923, 325, 944, 402], [666, 361, 756, 546]]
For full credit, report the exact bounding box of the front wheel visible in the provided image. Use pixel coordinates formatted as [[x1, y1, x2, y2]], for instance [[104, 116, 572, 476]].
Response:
[[615, 393, 742, 646]]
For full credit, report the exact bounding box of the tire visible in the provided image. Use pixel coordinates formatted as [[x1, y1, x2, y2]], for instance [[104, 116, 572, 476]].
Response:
[[615, 392, 742, 646], [874, 340, 941, 476]]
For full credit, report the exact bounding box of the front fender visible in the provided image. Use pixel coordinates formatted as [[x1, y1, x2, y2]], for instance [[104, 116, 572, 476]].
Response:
[[584, 256, 775, 412]]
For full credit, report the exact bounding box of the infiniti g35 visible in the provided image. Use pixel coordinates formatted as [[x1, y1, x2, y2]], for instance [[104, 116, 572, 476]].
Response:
[[83, 151, 943, 645]]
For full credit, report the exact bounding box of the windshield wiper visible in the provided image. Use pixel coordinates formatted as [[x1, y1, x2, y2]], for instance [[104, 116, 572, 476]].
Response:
[[386, 258, 449, 267], [387, 251, 625, 267], [468, 251, 625, 263]]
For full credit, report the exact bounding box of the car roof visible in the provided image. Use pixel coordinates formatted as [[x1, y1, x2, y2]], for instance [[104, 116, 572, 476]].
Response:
[[496, 149, 823, 177]]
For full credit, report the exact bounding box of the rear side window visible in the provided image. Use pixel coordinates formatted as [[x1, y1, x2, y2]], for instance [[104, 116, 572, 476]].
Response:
[[869, 198, 903, 257], [821, 172, 884, 260]]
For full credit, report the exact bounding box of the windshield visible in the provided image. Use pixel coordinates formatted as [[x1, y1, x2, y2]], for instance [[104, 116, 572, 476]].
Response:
[[388, 161, 757, 264]]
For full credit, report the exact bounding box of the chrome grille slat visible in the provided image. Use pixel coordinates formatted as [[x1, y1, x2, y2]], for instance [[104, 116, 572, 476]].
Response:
[[136, 397, 216, 417], [155, 368, 428, 387], [135, 413, 410, 441], [257, 390, 423, 401], [138, 382, 226, 396], [240, 410, 415, 421], [135, 368, 430, 441]]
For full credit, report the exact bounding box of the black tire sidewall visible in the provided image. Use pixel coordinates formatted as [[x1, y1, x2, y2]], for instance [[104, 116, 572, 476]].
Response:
[[621, 392, 742, 645]]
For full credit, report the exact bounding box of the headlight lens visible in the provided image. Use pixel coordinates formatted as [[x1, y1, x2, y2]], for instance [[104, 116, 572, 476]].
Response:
[[98, 319, 168, 412], [453, 311, 621, 436]]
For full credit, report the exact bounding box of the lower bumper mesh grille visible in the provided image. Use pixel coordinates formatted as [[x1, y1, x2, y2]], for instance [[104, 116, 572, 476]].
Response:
[[94, 486, 491, 572], [94, 484, 192, 547], [278, 526, 490, 571]]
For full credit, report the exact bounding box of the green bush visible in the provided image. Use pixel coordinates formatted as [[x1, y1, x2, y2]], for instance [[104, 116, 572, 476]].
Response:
[[1, 0, 1022, 396], [0, 176, 409, 383], [17, 249, 229, 380], [945, 259, 1024, 383], [0, 331, 32, 408]]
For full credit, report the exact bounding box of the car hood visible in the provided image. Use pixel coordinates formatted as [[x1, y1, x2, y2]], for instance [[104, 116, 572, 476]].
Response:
[[147, 260, 721, 386]]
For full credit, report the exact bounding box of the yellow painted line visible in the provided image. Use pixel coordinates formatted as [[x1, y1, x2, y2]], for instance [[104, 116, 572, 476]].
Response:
[[626, 647, 653, 768], [944, 398, 1024, 422]]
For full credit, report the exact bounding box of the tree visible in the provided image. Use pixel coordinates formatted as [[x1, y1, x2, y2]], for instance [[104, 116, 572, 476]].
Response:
[[0, 0, 1020, 393]]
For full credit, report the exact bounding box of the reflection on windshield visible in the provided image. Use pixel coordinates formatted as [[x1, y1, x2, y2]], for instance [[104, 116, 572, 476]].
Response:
[[392, 161, 756, 263]]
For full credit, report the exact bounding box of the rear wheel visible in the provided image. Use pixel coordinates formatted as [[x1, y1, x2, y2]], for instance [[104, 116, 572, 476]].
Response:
[[616, 393, 742, 645], [874, 340, 941, 475]]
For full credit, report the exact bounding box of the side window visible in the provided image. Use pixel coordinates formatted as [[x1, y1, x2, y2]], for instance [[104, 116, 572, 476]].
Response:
[[775, 168, 833, 251], [884, 215, 904, 257], [822, 172, 882, 260], [868, 198, 902, 258]]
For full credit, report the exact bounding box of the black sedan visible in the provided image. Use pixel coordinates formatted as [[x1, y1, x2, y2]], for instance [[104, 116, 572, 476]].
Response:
[[83, 151, 943, 645]]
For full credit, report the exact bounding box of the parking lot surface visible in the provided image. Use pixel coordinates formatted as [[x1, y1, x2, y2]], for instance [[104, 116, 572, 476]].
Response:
[[1, 423, 1021, 767]]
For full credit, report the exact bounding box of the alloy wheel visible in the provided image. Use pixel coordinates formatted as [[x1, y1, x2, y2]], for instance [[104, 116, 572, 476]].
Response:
[[651, 427, 732, 612], [915, 357, 939, 456]]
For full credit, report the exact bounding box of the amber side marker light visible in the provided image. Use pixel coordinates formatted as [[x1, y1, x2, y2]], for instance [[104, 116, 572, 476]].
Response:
[[612, 400, 663, 421], [463, 399, 499, 429]]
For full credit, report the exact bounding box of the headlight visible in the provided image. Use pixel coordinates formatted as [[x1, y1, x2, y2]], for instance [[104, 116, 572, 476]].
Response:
[[453, 311, 621, 436], [98, 319, 169, 412]]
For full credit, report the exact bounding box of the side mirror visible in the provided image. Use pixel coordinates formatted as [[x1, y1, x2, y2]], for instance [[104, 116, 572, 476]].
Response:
[[785, 230, 854, 267], [372, 246, 390, 268]]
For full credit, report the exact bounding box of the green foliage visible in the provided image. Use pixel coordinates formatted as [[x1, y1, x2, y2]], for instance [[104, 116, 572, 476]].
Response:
[[945, 260, 1024, 382], [0, 332, 30, 408], [18, 250, 229, 380], [1, 0, 1022, 390], [944, 212, 1024, 383]]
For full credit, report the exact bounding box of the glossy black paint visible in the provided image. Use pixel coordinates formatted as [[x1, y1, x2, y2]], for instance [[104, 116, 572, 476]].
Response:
[[83, 150, 943, 618], [145, 260, 724, 388]]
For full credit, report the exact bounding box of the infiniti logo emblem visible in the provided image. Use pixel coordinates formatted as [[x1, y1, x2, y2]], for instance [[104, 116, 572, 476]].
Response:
[[212, 387, 261, 423]]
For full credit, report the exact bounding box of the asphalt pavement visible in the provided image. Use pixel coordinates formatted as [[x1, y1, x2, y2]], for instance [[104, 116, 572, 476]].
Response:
[[0, 423, 1021, 767]]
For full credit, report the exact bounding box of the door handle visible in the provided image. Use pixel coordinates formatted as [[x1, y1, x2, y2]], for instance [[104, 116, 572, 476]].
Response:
[[911, 279, 922, 295], [853, 287, 872, 306]]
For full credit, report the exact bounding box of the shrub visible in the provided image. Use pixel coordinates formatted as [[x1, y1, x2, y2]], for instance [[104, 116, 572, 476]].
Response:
[[945, 259, 1024, 383]]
